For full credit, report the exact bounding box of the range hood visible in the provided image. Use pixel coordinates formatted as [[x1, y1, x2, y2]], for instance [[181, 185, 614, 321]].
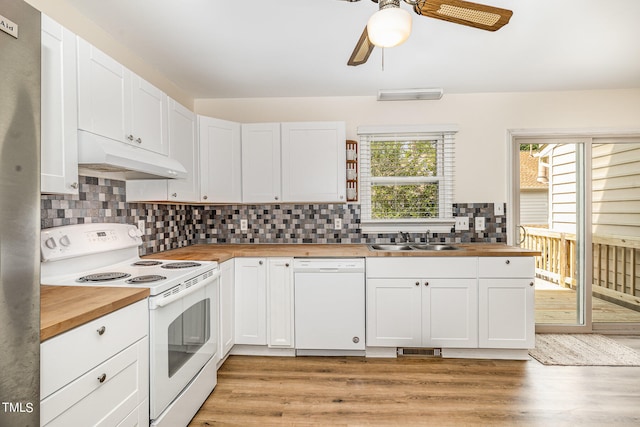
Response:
[[77, 131, 187, 179]]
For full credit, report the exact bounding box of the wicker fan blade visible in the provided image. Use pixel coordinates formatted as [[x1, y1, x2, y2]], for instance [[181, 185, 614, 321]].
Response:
[[348, 26, 375, 66], [414, 0, 512, 32]]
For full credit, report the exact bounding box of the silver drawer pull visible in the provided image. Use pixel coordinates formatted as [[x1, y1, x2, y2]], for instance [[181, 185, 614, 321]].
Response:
[[97, 326, 106, 335], [97, 373, 107, 383], [505, 260, 511, 265]]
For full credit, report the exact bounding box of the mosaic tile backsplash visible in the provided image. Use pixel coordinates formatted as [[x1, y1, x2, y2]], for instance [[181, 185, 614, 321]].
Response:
[[41, 176, 507, 255]]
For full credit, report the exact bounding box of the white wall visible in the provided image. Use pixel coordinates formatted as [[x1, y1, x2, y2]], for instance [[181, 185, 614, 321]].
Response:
[[195, 90, 640, 202]]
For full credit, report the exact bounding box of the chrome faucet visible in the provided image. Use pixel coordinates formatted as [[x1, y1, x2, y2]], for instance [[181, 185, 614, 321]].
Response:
[[425, 229, 431, 244], [398, 231, 410, 243]]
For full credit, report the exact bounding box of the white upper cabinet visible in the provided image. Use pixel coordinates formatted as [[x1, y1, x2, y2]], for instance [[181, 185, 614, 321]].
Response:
[[129, 72, 169, 155], [125, 99, 197, 202], [77, 38, 168, 155], [41, 15, 78, 194], [281, 121, 346, 202], [167, 99, 198, 201], [241, 123, 282, 203], [199, 116, 242, 203], [77, 38, 127, 143]]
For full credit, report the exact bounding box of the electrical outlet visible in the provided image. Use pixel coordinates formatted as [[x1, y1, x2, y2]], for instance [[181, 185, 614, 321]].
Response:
[[455, 216, 469, 231], [240, 219, 248, 231], [494, 203, 505, 216], [334, 218, 342, 229], [137, 220, 145, 234], [475, 216, 486, 232]]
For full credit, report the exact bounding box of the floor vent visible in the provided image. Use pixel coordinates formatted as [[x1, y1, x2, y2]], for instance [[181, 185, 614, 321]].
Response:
[[398, 348, 442, 357]]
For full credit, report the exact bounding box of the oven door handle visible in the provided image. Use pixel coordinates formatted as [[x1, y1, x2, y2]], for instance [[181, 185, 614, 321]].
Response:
[[149, 270, 220, 310]]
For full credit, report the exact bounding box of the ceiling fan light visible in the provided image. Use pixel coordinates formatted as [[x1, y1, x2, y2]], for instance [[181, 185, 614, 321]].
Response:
[[367, 7, 412, 48]]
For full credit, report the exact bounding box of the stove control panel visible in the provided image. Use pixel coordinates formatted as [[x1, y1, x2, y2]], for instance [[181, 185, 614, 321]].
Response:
[[41, 223, 143, 262]]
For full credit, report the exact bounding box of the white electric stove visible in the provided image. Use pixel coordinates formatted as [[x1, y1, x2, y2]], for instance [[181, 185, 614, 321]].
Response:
[[40, 223, 219, 427]]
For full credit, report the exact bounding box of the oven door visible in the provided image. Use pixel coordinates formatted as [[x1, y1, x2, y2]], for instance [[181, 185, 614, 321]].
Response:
[[149, 272, 219, 420]]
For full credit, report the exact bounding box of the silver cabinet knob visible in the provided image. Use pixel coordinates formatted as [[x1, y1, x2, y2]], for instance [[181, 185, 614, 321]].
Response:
[[415, 281, 420, 286], [285, 263, 290, 267], [259, 260, 263, 265], [97, 326, 106, 335], [171, 193, 177, 197], [352, 337, 360, 343], [127, 134, 134, 141], [505, 260, 511, 265], [424, 282, 429, 287], [136, 137, 142, 144], [530, 282, 534, 287], [97, 373, 106, 383], [70, 182, 78, 189], [203, 195, 208, 200], [274, 196, 279, 201]]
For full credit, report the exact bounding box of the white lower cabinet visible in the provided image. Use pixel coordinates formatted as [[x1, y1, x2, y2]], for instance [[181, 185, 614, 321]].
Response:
[[40, 300, 149, 427], [234, 257, 294, 349], [366, 257, 478, 348], [266, 258, 294, 348], [478, 257, 535, 349], [366, 256, 536, 355], [234, 258, 267, 345], [218, 259, 235, 363], [367, 277, 478, 348]]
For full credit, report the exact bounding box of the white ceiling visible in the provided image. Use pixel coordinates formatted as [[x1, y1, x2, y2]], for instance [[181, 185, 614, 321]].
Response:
[[65, 0, 640, 99]]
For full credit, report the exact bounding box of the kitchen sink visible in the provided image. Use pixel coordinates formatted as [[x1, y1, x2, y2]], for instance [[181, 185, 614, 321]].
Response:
[[368, 244, 460, 251], [410, 244, 459, 251], [368, 244, 413, 251]]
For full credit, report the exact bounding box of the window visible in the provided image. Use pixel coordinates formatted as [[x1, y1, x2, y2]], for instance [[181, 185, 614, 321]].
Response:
[[359, 125, 457, 233]]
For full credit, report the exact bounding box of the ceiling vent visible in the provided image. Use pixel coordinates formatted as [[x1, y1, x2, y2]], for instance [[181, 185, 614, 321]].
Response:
[[377, 88, 444, 101]]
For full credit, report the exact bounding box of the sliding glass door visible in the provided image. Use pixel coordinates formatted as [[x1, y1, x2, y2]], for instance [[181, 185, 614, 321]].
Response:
[[512, 133, 640, 333], [513, 139, 590, 331]]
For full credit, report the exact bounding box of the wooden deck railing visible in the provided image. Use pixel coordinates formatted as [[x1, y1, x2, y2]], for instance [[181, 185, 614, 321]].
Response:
[[521, 227, 640, 310]]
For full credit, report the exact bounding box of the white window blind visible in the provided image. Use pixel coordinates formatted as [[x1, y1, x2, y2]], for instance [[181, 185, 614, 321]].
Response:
[[359, 126, 456, 231]]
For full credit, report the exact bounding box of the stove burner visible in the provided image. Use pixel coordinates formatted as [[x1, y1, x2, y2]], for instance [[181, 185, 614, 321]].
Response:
[[161, 262, 201, 269], [132, 260, 163, 267], [126, 275, 167, 284], [78, 272, 131, 282]]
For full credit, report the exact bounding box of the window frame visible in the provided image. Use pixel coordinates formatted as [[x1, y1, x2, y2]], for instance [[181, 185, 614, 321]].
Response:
[[358, 124, 458, 234]]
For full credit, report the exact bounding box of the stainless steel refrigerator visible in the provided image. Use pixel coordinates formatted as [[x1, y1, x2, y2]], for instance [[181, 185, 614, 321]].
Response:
[[0, 0, 41, 425]]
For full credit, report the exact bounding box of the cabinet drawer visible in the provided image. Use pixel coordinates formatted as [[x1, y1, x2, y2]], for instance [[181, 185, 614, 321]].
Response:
[[366, 257, 477, 278], [41, 338, 148, 427], [478, 257, 534, 278], [41, 299, 147, 399]]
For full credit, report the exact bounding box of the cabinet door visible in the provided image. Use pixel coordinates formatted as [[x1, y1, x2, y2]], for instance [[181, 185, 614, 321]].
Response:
[[281, 122, 346, 202], [267, 258, 294, 348], [219, 259, 235, 359], [199, 116, 242, 203], [241, 123, 281, 203], [167, 99, 198, 201], [77, 37, 128, 143], [423, 279, 478, 348], [366, 278, 422, 347], [129, 72, 169, 155], [41, 15, 78, 194], [234, 258, 267, 345], [478, 278, 535, 349]]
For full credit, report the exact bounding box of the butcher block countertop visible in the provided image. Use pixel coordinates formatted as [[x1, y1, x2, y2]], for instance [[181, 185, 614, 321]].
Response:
[[144, 243, 540, 263], [40, 285, 149, 342]]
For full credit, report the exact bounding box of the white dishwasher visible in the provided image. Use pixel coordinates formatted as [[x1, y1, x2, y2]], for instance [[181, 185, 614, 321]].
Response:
[[294, 258, 365, 355]]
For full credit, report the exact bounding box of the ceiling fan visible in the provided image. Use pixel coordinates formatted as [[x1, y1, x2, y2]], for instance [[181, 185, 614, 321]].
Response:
[[345, 0, 513, 66]]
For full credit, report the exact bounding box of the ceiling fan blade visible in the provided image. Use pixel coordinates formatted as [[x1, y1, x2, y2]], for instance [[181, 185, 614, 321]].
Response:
[[414, 0, 513, 32], [348, 26, 375, 66]]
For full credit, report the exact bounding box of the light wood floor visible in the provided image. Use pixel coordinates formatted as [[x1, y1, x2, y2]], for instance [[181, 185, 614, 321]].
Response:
[[189, 346, 640, 426]]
